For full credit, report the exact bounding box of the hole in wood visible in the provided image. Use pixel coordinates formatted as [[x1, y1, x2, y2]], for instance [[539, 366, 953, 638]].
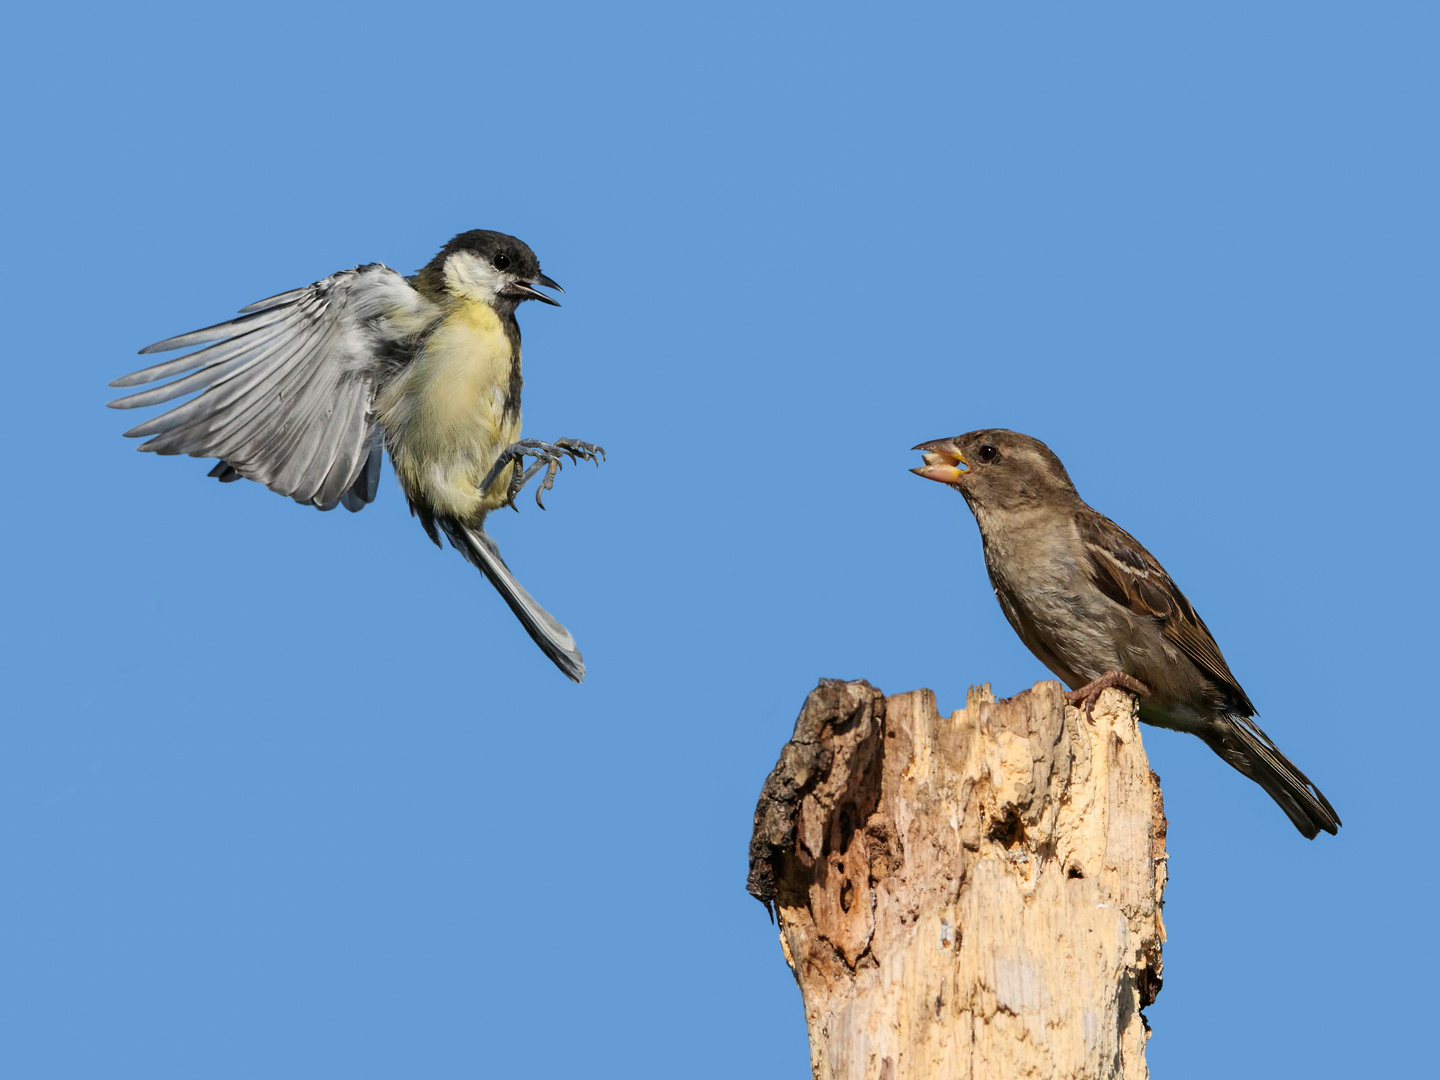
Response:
[[987, 807, 1025, 849]]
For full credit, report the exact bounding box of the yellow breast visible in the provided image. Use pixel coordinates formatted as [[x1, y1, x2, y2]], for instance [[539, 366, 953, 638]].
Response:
[[375, 300, 522, 520]]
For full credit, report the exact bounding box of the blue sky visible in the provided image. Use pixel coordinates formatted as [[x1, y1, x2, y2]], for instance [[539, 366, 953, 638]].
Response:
[[3, 3, 1435, 1076]]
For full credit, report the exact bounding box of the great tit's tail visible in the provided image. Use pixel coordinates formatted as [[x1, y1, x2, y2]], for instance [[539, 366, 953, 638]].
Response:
[[1204, 716, 1340, 839], [441, 522, 585, 683]]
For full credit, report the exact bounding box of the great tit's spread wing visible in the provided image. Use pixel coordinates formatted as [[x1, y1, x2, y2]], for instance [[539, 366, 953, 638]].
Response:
[[110, 264, 439, 510]]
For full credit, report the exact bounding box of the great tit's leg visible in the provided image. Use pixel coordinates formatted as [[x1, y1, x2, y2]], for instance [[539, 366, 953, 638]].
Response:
[[1063, 671, 1151, 720]]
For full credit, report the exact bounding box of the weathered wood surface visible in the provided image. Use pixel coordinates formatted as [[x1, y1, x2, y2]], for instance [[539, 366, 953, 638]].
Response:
[[748, 679, 1167, 1080]]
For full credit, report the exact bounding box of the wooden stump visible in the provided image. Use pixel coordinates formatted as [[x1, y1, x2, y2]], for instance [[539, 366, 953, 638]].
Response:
[[748, 679, 1167, 1080]]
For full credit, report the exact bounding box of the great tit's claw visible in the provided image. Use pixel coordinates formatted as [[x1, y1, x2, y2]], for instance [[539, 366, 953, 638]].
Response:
[[555, 438, 606, 467], [534, 456, 563, 509]]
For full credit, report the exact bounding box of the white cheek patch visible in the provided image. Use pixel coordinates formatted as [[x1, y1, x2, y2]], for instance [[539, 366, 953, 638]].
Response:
[[443, 251, 508, 301]]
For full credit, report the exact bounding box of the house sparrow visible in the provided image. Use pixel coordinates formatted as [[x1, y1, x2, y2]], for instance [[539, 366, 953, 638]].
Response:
[[912, 429, 1339, 839]]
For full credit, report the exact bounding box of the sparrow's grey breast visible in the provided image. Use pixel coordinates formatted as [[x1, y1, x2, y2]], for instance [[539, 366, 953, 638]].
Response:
[[973, 501, 1129, 689]]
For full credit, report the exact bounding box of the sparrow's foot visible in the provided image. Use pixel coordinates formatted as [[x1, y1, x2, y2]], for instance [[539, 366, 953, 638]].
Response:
[[1064, 671, 1151, 720], [482, 437, 607, 511]]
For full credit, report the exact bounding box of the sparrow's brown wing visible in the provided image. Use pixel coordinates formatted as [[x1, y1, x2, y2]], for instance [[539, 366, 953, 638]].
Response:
[[1076, 508, 1256, 715]]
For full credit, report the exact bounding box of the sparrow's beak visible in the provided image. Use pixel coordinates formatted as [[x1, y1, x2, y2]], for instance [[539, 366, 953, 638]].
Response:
[[503, 273, 564, 306], [910, 439, 969, 485]]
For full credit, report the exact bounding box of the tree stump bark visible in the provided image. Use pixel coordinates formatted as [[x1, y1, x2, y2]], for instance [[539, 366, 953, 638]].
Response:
[[748, 679, 1167, 1080]]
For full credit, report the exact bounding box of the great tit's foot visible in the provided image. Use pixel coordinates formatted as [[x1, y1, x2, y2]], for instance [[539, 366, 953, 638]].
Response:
[[522, 438, 606, 507], [529, 438, 605, 508], [481, 440, 567, 511], [1063, 671, 1151, 720], [484, 437, 606, 511]]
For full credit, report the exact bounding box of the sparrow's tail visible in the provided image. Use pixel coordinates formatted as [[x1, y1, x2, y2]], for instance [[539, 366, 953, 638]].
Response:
[[440, 522, 585, 683], [1205, 716, 1340, 839]]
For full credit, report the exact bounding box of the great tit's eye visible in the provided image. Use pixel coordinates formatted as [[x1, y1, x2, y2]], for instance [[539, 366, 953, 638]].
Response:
[[977, 444, 1000, 463], [493, 252, 512, 271]]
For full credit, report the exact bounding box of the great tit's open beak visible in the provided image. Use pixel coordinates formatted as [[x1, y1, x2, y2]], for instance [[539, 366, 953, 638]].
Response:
[[504, 272, 564, 306], [910, 439, 969, 485]]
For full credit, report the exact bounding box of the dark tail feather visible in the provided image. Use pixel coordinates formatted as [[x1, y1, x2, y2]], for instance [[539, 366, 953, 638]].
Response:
[[1205, 716, 1340, 839], [440, 522, 584, 683]]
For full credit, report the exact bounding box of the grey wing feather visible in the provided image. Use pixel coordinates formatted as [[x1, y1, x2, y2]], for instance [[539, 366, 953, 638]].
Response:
[[237, 287, 310, 314], [131, 304, 297, 358], [110, 263, 437, 510], [109, 308, 296, 388]]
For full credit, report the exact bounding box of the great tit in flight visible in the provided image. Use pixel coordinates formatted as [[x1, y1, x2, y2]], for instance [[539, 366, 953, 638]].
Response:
[[110, 230, 603, 682]]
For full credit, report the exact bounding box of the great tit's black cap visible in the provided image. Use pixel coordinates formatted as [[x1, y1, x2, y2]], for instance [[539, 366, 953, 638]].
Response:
[[424, 229, 543, 282]]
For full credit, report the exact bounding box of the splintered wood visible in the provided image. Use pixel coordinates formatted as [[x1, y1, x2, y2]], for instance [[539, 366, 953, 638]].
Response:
[[748, 680, 1167, 1080]]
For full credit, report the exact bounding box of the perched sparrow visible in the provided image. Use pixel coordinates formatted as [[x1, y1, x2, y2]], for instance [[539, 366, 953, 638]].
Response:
[[110, 230, 603, 681], [912, 429, 1339, 838]]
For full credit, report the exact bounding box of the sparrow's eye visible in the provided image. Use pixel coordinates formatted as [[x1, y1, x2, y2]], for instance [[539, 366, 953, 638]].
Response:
[[977, 444, 1000, 463], [493, 252, 512, 271]]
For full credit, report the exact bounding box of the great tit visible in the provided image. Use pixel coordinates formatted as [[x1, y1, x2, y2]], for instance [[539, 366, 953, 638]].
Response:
[[110, 230, 603, 681]]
